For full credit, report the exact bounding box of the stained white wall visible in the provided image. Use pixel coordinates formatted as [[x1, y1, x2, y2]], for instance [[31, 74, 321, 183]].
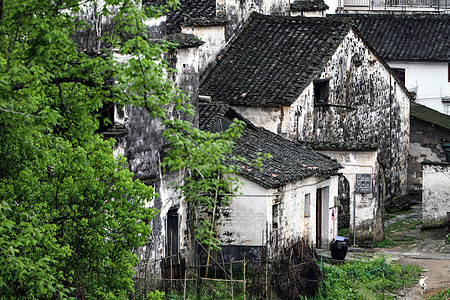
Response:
[[386, 60, 449, 114], [318, 150, 382, 244], [217, 0, 290, 39], [181, 26, 226, 74], [216, 175, 272, 246], [232, 106, 283, 134], [422, 163, 450, 228], [278, 176, 339, 249], [217, 174, 339, 250]]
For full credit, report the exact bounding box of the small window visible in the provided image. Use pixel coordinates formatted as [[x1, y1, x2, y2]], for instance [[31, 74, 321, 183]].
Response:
[[314, 79, 329, 105], [304, 193, 311, 217], [392, 68, 405, 85]]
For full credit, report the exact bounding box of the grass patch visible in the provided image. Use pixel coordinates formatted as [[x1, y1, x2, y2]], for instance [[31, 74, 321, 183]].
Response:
[[427, 286, 450, 300], [376, 216, 422, 248], [136, 257, 422, 300], [309, 255, 422, 300]]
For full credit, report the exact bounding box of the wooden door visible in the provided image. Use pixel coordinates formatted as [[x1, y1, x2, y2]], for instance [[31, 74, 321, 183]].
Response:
[[166, 209, 179, 257], [316, 189, 322, 249]]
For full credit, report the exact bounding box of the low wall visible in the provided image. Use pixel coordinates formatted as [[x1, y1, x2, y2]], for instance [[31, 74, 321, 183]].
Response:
[[422, 162, 450, 228]]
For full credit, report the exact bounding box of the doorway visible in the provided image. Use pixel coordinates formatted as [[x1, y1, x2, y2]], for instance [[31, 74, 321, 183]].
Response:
[[166, 209, 179, 257], [316, 187, 330, 249], [316, 189, 322, 248]]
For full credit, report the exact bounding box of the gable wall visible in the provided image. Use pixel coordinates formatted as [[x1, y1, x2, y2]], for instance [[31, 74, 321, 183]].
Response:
[[216, 176, 272, 246], [126, 47, 201, 279], [288, 30, 410, 201]]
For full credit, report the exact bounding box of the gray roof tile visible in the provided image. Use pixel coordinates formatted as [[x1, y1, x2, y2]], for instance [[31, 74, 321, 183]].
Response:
[[200, 13, 352, 106], [341, 14, 450, 61], [199, 103, 342, 188]]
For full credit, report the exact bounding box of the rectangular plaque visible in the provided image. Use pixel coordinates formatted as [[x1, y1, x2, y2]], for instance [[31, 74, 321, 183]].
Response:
[[355, 173, 372, 194]]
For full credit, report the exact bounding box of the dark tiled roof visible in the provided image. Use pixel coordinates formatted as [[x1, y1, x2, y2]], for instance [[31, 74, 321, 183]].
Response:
[[199, 103, 342, 188], [410, 102, 450, 131], [161, 0, 226, 29], [296, 140, 378, 151], [198, 102, 229, 131], [342, 14, 450, 61], [164, 33, 204, 48], [200, 13, 352, 106], [291, 0, 329, 12]]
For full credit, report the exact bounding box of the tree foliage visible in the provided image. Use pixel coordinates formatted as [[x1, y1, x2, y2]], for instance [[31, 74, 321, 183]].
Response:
[[0, 0, 178, 298], [0, 0, 247, 298]]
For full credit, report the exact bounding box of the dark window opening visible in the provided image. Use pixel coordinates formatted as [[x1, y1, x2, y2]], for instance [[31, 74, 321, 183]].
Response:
[[442, 140, 450, 162], [162, 208, 185, 279], [211, 117, 232, 133], [96, 101, 115, 133], [166, 209, 179, 257], [314, 79, 330, 105], [392, 68, 406, 85]]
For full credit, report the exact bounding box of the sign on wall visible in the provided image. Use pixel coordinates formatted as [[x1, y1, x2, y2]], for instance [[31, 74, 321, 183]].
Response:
[[355, 173, 372, 194]]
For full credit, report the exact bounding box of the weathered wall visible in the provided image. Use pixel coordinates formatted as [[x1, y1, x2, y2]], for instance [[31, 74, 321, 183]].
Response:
[[291, 10, 326, 17], [216, 0, 290, 40], [277, 176, 339, 250], [317, 150, 382, 246], [130, 46, 200, 278], [181, 26, 226, 74], [232, 29, 410, 202], [288, 30, 410, 202], [409, 118, 450, 196], [422, 163, 450, 228], [216, 174, 339, 253], [216, 176, 270, 246], [232, 106, 283, 134]]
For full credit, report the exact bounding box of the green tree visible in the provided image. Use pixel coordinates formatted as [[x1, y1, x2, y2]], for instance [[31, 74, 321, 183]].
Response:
[[0, 0, 245, 298], [0, 0, 177, 298]]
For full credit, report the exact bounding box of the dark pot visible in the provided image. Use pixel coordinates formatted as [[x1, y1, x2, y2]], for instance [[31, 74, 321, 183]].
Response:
[[330, 240, 348, 260]]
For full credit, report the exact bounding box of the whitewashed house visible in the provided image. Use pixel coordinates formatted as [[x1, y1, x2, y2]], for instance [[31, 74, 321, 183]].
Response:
[[347, 14, 450, 115], [199, 102, 342, 257], [409, 102, 450, 200], [200, 13, 411, 225], [297, 141, 382, 246]]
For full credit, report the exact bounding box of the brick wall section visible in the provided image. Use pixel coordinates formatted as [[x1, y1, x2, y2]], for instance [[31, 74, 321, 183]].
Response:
[[409, 117, 450, 195]]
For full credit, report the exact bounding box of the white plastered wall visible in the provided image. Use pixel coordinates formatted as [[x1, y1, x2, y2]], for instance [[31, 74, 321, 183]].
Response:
[[422, 163, 450, 228], [318, 150, 381, 244], [217, 174, 339, 250], [386, 60, 449, 114], [181, 25, 226, 74]]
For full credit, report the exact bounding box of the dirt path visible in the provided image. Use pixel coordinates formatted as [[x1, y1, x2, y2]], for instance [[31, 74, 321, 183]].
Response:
[[398, 258, 450, 299], [376, 204, 450, 299]]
